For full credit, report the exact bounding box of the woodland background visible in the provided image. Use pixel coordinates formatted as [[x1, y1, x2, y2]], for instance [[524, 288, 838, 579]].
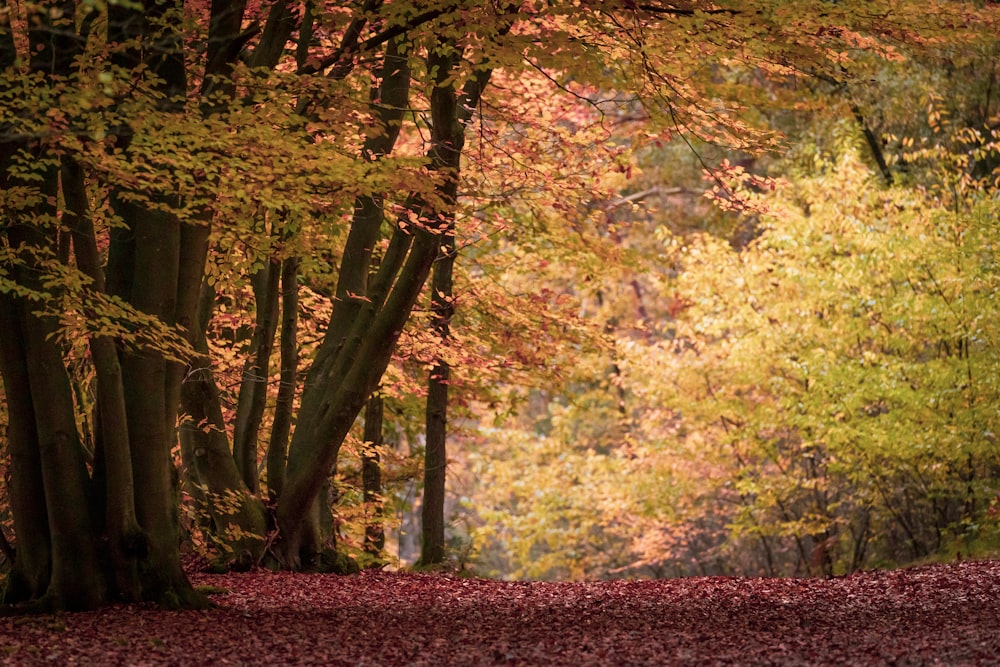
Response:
[[0, 0, 999, 611]]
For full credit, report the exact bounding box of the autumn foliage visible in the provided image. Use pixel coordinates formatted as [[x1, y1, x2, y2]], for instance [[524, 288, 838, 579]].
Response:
[[0, 0, 998, 622]]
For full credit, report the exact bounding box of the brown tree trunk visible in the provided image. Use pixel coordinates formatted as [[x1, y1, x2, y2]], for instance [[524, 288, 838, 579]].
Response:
[[0, 13, 51, 596], [178, 280, 267, 567], [118, 199, 201, 607], [179, 348, 268, 569], [0, 0, 258, 610], [22, 300, 107, 610], [103, 0, 210, 609], [417, 39, 479, 566], [0, 3, 108, 605], [267, 256, 301, 501], [274, 39, 415, 567], [0, 293, 52, 605], [274, 27, 503, 566], [277, 227, 442, 566], [363, 393, 386, 561], [64, 157, 144, 602], [421, 358, 450, 566], [233, 257, 282, 494], [2, 166, 106, 610]]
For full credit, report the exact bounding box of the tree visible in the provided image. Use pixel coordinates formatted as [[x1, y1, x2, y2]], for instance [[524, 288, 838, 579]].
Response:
[[460, 2, 1000, 578], [0, 0, 392, 607], [0, 0, 255, 609], [0, 0, 524, 602]]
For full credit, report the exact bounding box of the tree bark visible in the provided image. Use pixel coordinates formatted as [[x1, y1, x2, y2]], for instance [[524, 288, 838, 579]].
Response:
[[179, 282, 268, 566], [64, 157, 144, 602], [274, 17, 506, 565], [266, 256, 301, 500], [274, 39, 415, 566], [0, 3, 110, 609], [3, 175, 106, 610], [421, 358, 450, 565], [286, 38, 411, 485], [0, 17, 51, 598], [103, 0, 213, 608], [119, 198, 200, 608], [0, 293, 52, 605], [179, 348, 268, 568], [0, 0, 267, 609], [233, 257, 282, 493], [418, 39, 473, 566], [277, 226, 442, 566], [362, 393, 386, 560], [22, 297, 106, 610]]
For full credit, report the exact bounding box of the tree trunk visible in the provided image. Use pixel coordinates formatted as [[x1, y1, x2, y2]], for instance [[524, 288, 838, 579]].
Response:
[[274, 39, 416, 567], [0, 9, 50, 593], [0, 0, 259, 610], [276, 227, 442, 566], [179, 347, 268, 569], [22, 301, 107, 611], [170, 0, 307, 568], [417, 40, 485, 566], [273, 29, 502, 566], [267, 256, 301, 501], [363, 393, 386, 561], [1, 5, 108, 604], [117, 198, 204, 608], [420, 215, 457, 566], [1, 163, 106, 610], [421, 359, 449, 565], [102, 0, 211, 609], [64, 157, 144, 602], [233, 257, 282, 494], [0, 293, 52, 606]]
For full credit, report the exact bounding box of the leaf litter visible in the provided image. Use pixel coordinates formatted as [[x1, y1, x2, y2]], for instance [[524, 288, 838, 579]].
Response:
[[2, 560, 998, 665]]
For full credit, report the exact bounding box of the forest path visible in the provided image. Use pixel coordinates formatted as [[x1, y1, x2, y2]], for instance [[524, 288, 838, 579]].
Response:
[[1, 561, 997, 665]]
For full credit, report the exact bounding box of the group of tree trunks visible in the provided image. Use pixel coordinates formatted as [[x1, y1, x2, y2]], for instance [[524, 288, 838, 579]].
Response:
[[0, 0, 504, 611]]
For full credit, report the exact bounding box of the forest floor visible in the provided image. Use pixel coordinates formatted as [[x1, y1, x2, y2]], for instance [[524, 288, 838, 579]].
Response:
[[1, 560, 998, 665]]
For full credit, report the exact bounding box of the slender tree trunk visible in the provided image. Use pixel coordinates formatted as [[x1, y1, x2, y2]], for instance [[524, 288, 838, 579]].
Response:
[[850, 103, 893, 187], [284, 38, 410, 484], [267, 256, 300, 500], [178, 276, 268, 567], [415, 39, 498, 567], [362, 393, 386, 561], [277, 227, 442, 566], [420, 227, 457, 566], [233, 257, 282, 493], [421, 358, 450, 565]]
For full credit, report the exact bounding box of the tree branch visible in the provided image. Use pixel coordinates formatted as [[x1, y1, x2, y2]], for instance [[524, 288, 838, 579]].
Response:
[[301, 6, 446, 77]]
